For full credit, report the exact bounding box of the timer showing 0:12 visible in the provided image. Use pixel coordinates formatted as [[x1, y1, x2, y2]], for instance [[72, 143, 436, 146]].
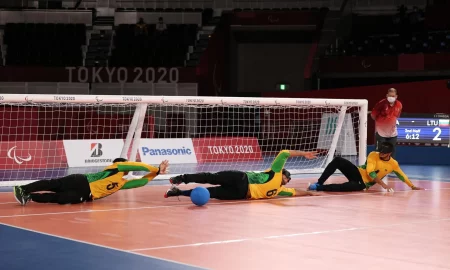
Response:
[[405, 133, 420, 140]]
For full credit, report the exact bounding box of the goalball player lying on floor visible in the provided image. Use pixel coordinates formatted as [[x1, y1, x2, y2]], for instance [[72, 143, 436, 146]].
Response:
[[307, 142, 423, 192], [13, 158, 169, 205], [164, 150, 319, 200]]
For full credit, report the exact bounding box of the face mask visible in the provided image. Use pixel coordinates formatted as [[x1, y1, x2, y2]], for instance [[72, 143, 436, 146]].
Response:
[[387, 97, 396, 103]]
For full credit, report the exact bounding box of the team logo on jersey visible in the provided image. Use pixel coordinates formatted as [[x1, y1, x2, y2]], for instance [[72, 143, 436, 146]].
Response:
[[90, 143, 103, 157], [7, 146, 32, 164]]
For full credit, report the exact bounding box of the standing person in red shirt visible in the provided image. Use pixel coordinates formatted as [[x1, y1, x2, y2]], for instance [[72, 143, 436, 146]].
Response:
[[371, 88, 402, 158]]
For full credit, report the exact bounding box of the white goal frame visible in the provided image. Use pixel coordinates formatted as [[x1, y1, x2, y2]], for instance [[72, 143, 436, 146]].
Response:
[[0, 94, 368, 184]]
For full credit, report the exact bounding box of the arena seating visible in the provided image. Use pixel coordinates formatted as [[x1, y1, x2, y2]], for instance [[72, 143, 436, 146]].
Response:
[[326, 8, 450, 56], [115, 8, 214, 26], [337, 30, 450, 56], [85, 31, 111, 67], [4, 23, 86, 66], [110, 23, 198, 67]]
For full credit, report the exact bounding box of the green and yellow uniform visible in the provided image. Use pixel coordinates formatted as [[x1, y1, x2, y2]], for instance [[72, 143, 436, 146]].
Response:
[[358, 151, 415, 189], [246, 150, 296, 199], [86, 161, 160, 200]]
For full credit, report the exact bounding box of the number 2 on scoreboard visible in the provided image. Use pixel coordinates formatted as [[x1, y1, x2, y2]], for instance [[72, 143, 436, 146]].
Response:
[[433, 127, 442, 141]]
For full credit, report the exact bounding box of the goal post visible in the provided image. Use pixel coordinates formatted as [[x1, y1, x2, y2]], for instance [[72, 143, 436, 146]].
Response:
[[0, 94, 368, 187]]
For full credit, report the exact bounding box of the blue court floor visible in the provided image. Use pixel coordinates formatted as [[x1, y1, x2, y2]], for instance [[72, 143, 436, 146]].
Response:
[[0, 224, 204, 270]]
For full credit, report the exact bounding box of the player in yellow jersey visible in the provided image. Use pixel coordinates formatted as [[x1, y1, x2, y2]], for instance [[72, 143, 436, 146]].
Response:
[[307, 142, 423, 192], [13, 158, 169, 205], [164, 150, 319, 200]]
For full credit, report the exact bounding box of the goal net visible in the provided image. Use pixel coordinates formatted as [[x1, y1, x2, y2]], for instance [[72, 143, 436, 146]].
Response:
[[0, 94, 368, 187]]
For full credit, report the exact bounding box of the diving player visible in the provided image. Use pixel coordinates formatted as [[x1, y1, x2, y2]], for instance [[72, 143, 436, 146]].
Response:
[[307, 142, 423, 192], [164, 150, 319, 200], [13, 158, 169, 205]]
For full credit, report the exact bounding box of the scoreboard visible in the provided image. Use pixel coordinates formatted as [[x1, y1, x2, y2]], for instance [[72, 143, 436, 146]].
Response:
[[396, 113, 449, 146]]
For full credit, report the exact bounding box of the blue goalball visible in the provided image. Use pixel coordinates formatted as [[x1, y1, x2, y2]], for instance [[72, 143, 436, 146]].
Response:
[[190, 186, 210, 206]]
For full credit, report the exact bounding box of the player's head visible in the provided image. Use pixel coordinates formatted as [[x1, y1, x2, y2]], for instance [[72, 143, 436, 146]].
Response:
[[282, 168, 291, 185], [386, 88, 398, 103], [378, 142, 394, 160], [113, 158, 128, 163]]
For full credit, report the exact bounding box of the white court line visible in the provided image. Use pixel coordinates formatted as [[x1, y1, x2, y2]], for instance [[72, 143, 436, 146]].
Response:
[[1, 187, 450, 219], [130, 217, 450, 252], [0, 222, 206, 270], [404, 176, 450, 181]]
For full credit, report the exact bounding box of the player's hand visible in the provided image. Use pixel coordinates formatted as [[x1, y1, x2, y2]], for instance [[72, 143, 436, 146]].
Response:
[[159, 160, 169, 174], [303, 151, 318, 159], [386, 187, 394, 192], [412, 186, 424, 190], [308, 191, 320, 196]]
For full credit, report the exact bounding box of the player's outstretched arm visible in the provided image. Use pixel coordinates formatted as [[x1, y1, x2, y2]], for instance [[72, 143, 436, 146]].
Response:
[[293, 189, 320, 197], [277, 187, 320, 197], [288, 150, 318, 159], [121, 178, 150, 189], [393, 165, 423, 190], [121, 160, 170, 190], [271, 150, 318, 173], [116, 161, 161, 173]]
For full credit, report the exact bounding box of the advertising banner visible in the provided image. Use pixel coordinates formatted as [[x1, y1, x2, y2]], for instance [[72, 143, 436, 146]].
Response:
[[139, 138, 198, 164], [63, 139, 124, 167], [0, 140, 66, 170], [192, 137, 263, 163]]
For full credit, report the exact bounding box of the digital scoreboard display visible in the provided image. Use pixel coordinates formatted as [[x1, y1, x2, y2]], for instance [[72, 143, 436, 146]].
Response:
[[396, 113, 449, 146]]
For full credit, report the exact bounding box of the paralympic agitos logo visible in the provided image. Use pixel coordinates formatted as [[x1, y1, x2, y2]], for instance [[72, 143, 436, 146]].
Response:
[[7, 146, 32, 164]]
